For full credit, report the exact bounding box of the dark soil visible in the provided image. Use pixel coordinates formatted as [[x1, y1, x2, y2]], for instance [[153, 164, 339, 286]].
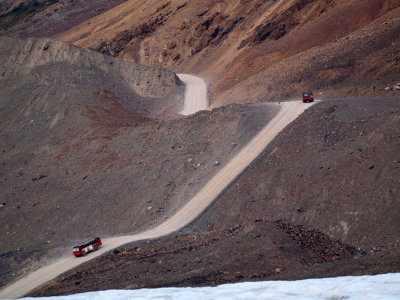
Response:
[[30, 97, 400, 296]]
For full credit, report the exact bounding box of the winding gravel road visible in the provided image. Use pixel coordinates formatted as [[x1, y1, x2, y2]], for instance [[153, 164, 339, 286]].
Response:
[[0, 76, 314, 298]]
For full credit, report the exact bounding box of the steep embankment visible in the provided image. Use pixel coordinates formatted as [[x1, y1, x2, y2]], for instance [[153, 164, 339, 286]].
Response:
[[0, 36, 279, 289], [0, 34, 177, 284]]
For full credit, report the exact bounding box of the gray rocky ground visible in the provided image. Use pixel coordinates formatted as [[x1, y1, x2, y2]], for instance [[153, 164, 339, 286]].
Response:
[[1, 0, 400, 297], [30, 97, 400, 296], [0, 36, 278, 287]]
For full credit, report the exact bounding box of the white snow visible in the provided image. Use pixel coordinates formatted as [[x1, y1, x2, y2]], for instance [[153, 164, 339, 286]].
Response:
[[177, 74, 208, 115], [20, 273, 400, 300]]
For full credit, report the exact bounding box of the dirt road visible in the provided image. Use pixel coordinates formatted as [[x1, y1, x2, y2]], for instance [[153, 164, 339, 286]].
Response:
[[177, 74, 209, 115], [0, 100, 314, 298]]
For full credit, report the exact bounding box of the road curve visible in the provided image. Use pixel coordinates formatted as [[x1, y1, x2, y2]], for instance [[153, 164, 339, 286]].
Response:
[[177, 74, 209, 115], [0, 100, 314, 299]]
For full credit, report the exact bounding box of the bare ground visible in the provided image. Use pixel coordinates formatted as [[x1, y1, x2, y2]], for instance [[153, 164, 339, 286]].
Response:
[[0, 0, 400, 295], [0, 36, 280, 289], [30, 97, 400, 296]]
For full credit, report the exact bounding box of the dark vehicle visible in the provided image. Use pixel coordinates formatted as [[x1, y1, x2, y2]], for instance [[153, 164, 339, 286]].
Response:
[[73, 237, 102, 257], [302, 92, 314, 103]]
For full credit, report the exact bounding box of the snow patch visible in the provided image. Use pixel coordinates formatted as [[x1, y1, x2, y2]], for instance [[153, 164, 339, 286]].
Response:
[[21, 273, 400, 300]]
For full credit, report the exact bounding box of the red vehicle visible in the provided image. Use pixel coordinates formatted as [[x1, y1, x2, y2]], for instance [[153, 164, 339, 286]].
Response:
[[73, 237, 102, 257], [302, 92, 314, 103]]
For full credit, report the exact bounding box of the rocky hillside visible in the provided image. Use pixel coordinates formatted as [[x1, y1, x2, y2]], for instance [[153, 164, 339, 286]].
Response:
[[3, 1, 399, 105], [0, 36, 279, 287], [30, 97, 400, 296], [1, 0, 400, 296], [54, 0, 400, 105]]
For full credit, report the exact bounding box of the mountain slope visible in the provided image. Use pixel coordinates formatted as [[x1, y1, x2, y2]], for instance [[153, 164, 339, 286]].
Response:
[[214, 11, 400, 106], [3, 1, 399, 105], [51, 0, 400, 105], [1, 0, 400, 295], [0, 36, 279, 287], [30, 97, 400, 296]]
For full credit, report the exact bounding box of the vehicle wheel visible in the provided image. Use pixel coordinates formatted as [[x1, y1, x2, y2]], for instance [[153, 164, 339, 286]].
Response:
[[82, 250, 87, 256], [94, 246, 99, 251]]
